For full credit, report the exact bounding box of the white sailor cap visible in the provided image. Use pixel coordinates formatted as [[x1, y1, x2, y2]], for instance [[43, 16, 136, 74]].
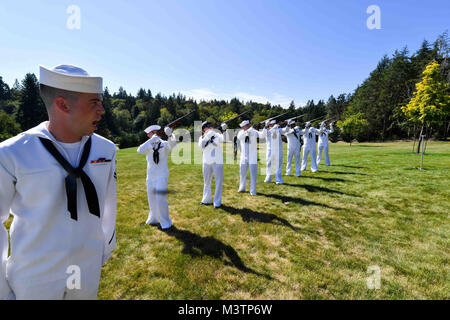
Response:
[[305, 121, 311, 127], [239, 120, 250, 128], [269, 119, 276, 125], [144, 125, 161, 133], [288, 119, 295, 125], [39, 64, 103, 93], [320, 121, 326, 128], [202, 121, 212, 129]]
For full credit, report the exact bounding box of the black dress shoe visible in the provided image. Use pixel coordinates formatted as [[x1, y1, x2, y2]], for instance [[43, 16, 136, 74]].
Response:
[[214, 205, 221, 209], [200, 202, 211, 205]]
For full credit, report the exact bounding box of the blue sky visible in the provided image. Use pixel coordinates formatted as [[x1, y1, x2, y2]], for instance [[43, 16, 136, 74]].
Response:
[[0, 0, 448, 107]]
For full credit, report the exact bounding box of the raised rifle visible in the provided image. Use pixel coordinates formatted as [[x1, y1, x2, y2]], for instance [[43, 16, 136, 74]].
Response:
[[258, 111, 290, 125], [224, 110, 250, 126], [157, 110, 195, 138], [252, 111, 290, 129], [278, 113, 306, 127], [212, 110, 250, 132]]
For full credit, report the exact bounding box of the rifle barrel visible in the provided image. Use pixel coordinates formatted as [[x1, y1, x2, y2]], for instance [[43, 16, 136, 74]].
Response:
[[167, 110, 195, 127], [259, 111, 290, 124]]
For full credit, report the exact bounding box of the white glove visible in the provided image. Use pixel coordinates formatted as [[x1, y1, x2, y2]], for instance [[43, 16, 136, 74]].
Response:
[[164, 127, 173, 136], [221, 123, 227, 131]]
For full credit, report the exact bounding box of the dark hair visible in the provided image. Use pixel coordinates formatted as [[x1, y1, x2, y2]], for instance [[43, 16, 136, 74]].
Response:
[[39, 84, 78, 109]]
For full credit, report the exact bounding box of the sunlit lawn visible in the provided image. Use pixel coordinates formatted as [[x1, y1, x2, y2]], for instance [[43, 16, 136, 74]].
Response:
[[95, 140, 446, 299]]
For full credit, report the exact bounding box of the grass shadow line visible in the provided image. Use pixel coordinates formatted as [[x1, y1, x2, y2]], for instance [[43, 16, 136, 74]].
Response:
[[299, 176, 350, 183], [283, 183, 361, 198], [257, 192, 338, 210], [161, 226, 272, 279], [331, 164, 366, 169], [220, 204, 299, 231]]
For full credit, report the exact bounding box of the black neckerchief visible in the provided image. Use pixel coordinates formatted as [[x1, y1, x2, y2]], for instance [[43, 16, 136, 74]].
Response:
[[39, 137, 100, 221], [205, 134, 216, 148], [153, 142, 162, 164]]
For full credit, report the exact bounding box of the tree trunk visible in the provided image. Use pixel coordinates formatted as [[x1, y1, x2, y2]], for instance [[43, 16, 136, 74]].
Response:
[[412, 123, 416, 153], [424, 127, 431, 154], [446, 121, 449, 140], [416, 124, 424, 154]]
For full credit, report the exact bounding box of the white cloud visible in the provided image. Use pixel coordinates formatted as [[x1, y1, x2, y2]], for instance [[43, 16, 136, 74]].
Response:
[[180, 88, 303, 108], [180, 88, 223, 101], [234, 92, 271, 104]]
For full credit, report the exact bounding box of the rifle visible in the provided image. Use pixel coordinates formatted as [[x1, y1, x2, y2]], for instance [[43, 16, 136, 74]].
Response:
[[308, 115, 326, 123], [224, 110, 250, 126], [212, 110, 250, 131], [299, 115, 326, 127], [252, 111, 290, 129], [322, 118, 337, 125], [258, 111, 290, 125], [314, 118, 337, 129], [157, 110, 195, 136], [278, 114, 306, 127]]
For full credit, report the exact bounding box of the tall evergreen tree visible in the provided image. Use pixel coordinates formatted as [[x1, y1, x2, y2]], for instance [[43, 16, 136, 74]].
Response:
[[0, 77, 11, 100], [288, 100, 295, 112], [97, 87, 120, 138], [137, 88, 146, 100], [16, 73, 46, 130]]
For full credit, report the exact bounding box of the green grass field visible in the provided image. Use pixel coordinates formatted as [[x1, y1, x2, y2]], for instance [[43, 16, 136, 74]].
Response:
[[97, 140, 449, 299]]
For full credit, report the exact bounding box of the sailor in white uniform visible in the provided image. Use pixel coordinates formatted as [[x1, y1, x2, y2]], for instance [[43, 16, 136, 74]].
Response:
[[198, 121, 227, 208], [283, 120, 302, 177], [263, 120, 286, 184], [137, 125, 177, 229], [317, 121, 334, 166], [300, 121, 320, 172], [236, 120, 264, 195], [0, 65, 117, 300]]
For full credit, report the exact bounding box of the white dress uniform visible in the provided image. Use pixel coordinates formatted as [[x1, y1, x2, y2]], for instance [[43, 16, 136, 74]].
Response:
[[317, 122, 334, 166], [284, 124, 302, 177], [198, 126, 226, 208], [0, 122, 117, 300], [236, 121, 264, 195], [300, 123, 320, 172], [137, 130, 177, 229], [263, 123, 286, 184]]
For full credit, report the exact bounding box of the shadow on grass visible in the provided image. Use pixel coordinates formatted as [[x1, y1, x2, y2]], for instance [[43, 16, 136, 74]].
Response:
[[161, 226, 272, 279], [320, 170, 369, 176], [352, 145, 384, 147], [283, 183, 361, 197], [300, 176, 350, 183], [258, 192, 337, 210], [332, 164, 366, 169], [220, 204, 298, 231]]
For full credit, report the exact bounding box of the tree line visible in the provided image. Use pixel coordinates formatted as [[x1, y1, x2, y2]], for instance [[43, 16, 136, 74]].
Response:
[[1, 31, 448, 148]]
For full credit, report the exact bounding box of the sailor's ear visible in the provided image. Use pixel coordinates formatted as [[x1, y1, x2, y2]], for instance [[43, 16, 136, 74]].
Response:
[[54, 96, 70, 113]]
